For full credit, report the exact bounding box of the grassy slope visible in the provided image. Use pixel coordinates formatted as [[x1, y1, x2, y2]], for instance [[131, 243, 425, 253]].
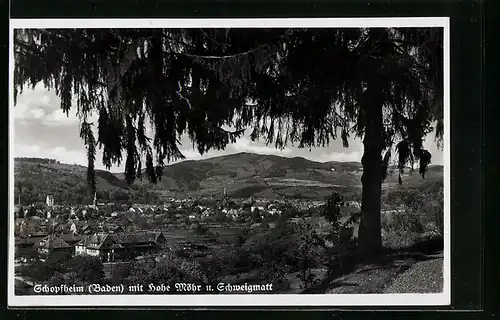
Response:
[[300, 251, 444, 294], [384, 253, 444, 293]]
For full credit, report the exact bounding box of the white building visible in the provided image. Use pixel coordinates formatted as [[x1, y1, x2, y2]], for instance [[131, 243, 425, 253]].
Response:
[[268, 209, 282, 216], [46, 195, 54, 207], [70, 222, 77, 235]]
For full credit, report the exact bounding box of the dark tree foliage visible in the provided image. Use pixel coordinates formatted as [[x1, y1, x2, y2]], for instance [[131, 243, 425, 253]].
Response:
[[14, 27, 443, 253], [67, 255, 105, 283]]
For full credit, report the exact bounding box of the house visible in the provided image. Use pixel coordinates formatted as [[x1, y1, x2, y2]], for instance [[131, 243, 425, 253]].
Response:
[[227, 209, 239, 219], [81, 224, 95, 235], [52, 222, 64, 234], [70, 222, 77, 235], [74, 233, 124, 262], [201, 209, 212, 219], [267, 208, 282, 216], [40, 221, 48, 233], [251, 206, 266, 213], [57, 234, 85, 247], [96, 223, 105, 233], [202, 208, 213, 216], [15, 237, 38, 250], [111, 231, 167, 255], [128, 206, 144, 214], [15, 237, 41, 262], [28, 231, 48, 240], [108, 224, 124, 234], [268, 203, 282, 211], [46, 195, 55, 207], [75, 231, 167, 261], [38, 235, 72, 255], [346, 201, 361, 209]]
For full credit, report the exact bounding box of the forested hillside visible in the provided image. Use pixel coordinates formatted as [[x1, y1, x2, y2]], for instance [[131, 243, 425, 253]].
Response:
[[14, 153, 443, 204]]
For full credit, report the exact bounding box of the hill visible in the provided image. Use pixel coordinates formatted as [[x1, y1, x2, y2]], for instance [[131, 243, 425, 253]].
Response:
[[14, 153, 443, 204], [116, 152, 363, 200], [13, 158, 151, 205], [126, 152, 443, 200]]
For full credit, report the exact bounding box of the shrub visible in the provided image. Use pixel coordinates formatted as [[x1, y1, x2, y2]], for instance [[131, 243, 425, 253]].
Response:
[[230, 248, 257, 276], [190, 223, 208, 236], [45, 251, 72, 274], [46, 272, 66, 289], [381, 184, 443, 249], [322, 192, 359, 274], [111, 263, 134, 285], [235, 228, 250, 247], [197, 254, 226, 284], [290, 221, 326, 289], [66, 255, 105, 284], [18, 261, 51, 283], [383, 185, 443, 234], [122, 259, 184, 288]]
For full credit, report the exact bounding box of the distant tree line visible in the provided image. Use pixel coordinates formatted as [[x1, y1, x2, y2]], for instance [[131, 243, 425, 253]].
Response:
[[14, 181, 160, 206], [16, 158, 60, 164]]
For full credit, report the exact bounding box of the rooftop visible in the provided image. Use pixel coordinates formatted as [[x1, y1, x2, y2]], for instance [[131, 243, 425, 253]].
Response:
[[39, 235, 72, 249]]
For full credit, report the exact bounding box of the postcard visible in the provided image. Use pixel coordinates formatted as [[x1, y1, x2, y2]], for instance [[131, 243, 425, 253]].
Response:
[[8, 17, 450, 307]]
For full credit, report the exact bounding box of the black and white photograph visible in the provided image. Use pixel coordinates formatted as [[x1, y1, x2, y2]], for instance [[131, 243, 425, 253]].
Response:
[[8, 18, 450, 307]]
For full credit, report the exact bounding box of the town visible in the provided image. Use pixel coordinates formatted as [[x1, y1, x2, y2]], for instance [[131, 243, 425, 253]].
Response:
[[14, 175, 444, 297], [15, 188, 360, 259]]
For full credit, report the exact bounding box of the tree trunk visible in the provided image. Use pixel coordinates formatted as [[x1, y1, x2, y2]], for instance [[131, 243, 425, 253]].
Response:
[[358, 88, 384, 256]]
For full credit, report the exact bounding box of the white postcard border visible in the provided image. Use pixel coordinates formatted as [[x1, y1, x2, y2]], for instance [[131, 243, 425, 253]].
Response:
[[8, 17, 451, 307]]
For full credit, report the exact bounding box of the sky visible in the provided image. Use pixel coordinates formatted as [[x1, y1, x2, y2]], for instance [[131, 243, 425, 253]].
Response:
[[13, 85, 444, 173]]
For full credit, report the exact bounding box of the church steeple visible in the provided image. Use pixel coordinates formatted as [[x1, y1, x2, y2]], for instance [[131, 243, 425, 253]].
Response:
[[222, 186, 228, 207]]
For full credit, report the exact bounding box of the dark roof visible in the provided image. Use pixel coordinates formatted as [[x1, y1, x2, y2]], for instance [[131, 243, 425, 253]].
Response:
[[29, 232, 48, 238], [121, 231, 165, 244], [15, 237, 38, 245], [76, 233, 123, 249], [39, 235, 72, 249], [111, 233, 157, 245], [57, 234, 84, 243], [82, 224, 94, 230], [77, 231, 165, 249]]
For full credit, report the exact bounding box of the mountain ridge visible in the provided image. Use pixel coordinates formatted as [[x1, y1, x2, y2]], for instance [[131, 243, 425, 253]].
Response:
[[14, 153, 444, 203]]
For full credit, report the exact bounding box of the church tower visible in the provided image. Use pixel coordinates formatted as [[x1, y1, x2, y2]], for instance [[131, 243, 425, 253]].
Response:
[[90, 192, 97, 209], [222, 186, 228, 208]]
